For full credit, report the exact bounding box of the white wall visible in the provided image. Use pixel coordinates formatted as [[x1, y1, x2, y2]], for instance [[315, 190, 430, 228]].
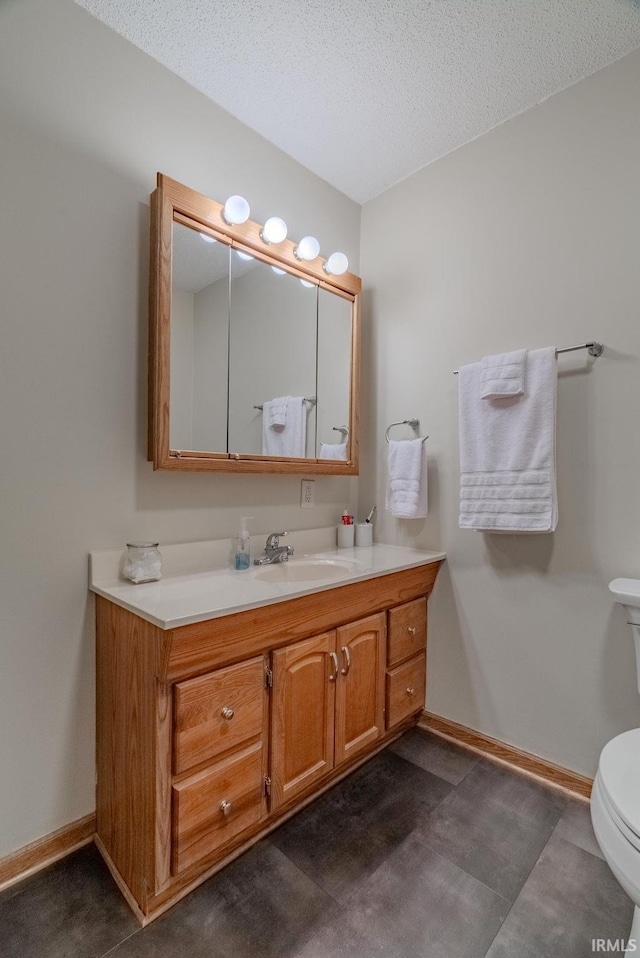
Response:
[[360, 50, 640, 777], [0, 0, 360, 858]]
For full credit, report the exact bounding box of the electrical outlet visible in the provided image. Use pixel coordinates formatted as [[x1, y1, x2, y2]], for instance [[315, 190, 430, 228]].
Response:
[[300, 479, 315, 508]]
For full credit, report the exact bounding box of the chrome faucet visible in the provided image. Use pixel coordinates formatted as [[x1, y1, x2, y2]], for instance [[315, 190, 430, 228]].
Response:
[[253, 531, 295, 565]]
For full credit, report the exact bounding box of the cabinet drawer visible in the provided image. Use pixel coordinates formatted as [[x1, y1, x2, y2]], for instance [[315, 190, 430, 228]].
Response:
[[387, 598, 427, 667], [173, 656, 265, 775], [386, 652, 426, 728], [172, 742, 264, 874]]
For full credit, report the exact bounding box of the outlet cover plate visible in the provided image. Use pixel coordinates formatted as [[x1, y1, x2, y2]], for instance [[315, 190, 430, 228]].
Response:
[[300, 480, 315, 508]]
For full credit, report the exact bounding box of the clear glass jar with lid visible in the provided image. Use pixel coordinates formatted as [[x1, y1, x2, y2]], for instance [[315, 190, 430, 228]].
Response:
[[123, 543, 162, 583]]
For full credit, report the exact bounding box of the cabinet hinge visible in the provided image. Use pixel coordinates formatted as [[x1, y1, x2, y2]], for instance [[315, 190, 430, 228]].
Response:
[[264, 776, 272, 797], [265, 667, 273, 689]]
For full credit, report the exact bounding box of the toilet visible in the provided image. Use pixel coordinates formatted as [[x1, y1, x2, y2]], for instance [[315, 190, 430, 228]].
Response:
[[591, 579, 640, 956]]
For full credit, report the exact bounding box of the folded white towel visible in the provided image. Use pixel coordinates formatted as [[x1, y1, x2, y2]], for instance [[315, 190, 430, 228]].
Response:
[[264, 396, 289, 428], [319, 442, 348, 461], [458, 347, 557, 532], [480, 349, 526, 399], [262, 396, 306, 457], [386, 438, 428, 519]]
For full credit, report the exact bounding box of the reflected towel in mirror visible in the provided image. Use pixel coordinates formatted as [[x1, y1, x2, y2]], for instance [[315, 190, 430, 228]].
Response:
[[319, 442, 348, 461], [262, 396, 306, 457], [264, 396, 289, 428]]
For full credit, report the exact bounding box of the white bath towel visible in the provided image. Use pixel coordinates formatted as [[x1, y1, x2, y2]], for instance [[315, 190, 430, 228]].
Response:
[[262, 396, 306, 457], [319, 442, 348, 461], [264, 396, 289, 428], [458, 347, 557, 532], [386, 438, 428, 519], [480, 349, 527, 399]]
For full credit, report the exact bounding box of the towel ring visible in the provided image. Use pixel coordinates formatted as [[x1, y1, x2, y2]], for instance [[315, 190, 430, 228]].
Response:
[[385, 419, 428, 444]]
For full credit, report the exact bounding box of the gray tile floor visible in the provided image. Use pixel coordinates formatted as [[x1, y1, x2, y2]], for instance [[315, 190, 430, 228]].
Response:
[[0, 729, 633, 958]]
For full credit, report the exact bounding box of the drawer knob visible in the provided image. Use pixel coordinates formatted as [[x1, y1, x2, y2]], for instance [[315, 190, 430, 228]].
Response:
[[407, 627, 416, 635], [406, 687, 416, 696], [220, 800, 232, 818], [220, 706, 235, 720]]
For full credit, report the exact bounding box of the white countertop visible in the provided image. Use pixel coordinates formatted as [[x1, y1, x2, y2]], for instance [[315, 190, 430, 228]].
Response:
[[89, 530, 445, 630]]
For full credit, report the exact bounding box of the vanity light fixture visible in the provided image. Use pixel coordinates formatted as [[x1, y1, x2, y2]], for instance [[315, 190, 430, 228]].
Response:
[[271, 266, 287, 275], [199, 232, 217, 243], [223, 194, 250, 225], [235, 250, 254, 262], [324, 251, 349, 276], [261, 216, 288, 245], [300, 279, 316, 288], [294, 235, 320, 261]]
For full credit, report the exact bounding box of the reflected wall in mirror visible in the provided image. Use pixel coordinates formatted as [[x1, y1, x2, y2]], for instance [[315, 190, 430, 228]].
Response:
[[170, 222, 230, 453], [149, 174, 361, 474], [228, 254, 318, 458]]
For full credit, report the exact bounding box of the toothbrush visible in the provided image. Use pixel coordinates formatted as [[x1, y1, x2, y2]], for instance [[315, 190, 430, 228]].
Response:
[[365, 505, 376, 524]]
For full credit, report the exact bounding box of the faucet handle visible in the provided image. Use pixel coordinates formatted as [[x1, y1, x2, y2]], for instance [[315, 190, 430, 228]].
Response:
[[266, 531, 287, 549]]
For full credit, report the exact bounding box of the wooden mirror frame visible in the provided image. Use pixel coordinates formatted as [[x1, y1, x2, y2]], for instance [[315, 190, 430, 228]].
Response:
[[148, 174, 361, 474]]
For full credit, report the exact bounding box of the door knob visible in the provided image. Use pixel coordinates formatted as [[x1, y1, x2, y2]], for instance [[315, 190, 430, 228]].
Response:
[[406, 687, 416, 696], [220, 706, 235, 720], [407, 627, 416, 635], [220, 800, 232, 817]]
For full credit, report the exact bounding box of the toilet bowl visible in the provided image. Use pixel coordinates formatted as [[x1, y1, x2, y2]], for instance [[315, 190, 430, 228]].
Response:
[[591, 580, 640, 956]]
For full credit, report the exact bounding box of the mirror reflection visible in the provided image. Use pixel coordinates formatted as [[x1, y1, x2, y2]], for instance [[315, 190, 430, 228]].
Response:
[[317, 288, 352, 461], [169, 222, 353, 461], [228, 254, 318, 458], [170, 221, 230, 452]]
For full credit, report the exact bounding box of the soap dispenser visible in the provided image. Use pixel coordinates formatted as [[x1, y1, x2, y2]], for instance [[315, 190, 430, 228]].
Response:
[[233, 517, 253, 570]]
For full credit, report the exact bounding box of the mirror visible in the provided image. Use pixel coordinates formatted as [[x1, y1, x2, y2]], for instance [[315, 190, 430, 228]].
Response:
[[170, 221, 230, 453], [228, 253, 318, 458], [149, 174, 360, 474]]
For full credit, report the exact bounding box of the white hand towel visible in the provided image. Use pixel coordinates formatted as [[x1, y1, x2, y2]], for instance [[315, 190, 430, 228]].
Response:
[[264, 396, 289, 428], [262, 396, 307, 457], [319, 442, 348, 461], [386, 439, 428, 519], [480, 349, 526, 399], [458, 347, 557, 532]]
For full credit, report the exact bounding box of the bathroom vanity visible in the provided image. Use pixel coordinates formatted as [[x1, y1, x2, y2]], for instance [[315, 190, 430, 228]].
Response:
[[91, 538, 444, 922]]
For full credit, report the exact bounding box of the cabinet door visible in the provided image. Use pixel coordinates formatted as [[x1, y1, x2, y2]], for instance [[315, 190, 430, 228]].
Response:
[[335, 612, 386, 767], [270, 632, 336, 810]]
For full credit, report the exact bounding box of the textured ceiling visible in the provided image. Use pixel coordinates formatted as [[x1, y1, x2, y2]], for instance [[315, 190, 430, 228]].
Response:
[[74, 0, 640, 203]]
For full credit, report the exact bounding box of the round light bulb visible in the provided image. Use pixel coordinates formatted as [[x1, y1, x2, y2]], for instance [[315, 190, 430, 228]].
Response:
[[235, 250, 254, 261], [200, 232, 217, 244], [223, 194, 250, 225], [261, 216, 288, 244], [294, 235, 320, 261], [300, 279, 315, 288], [324, 251, 349, 275], [271, 266, 287, 275]]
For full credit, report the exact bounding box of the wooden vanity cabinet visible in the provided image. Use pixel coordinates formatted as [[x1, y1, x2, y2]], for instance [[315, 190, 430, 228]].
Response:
[[270, 613, 386, 811], [95, 560, 441, 923]]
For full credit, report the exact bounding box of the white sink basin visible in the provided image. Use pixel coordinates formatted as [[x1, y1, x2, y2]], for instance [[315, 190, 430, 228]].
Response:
[[253, 557, 357, 583]]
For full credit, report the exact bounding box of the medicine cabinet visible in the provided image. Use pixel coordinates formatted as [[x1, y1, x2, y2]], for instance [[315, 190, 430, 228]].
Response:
[[148, 175, 361, 474]]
